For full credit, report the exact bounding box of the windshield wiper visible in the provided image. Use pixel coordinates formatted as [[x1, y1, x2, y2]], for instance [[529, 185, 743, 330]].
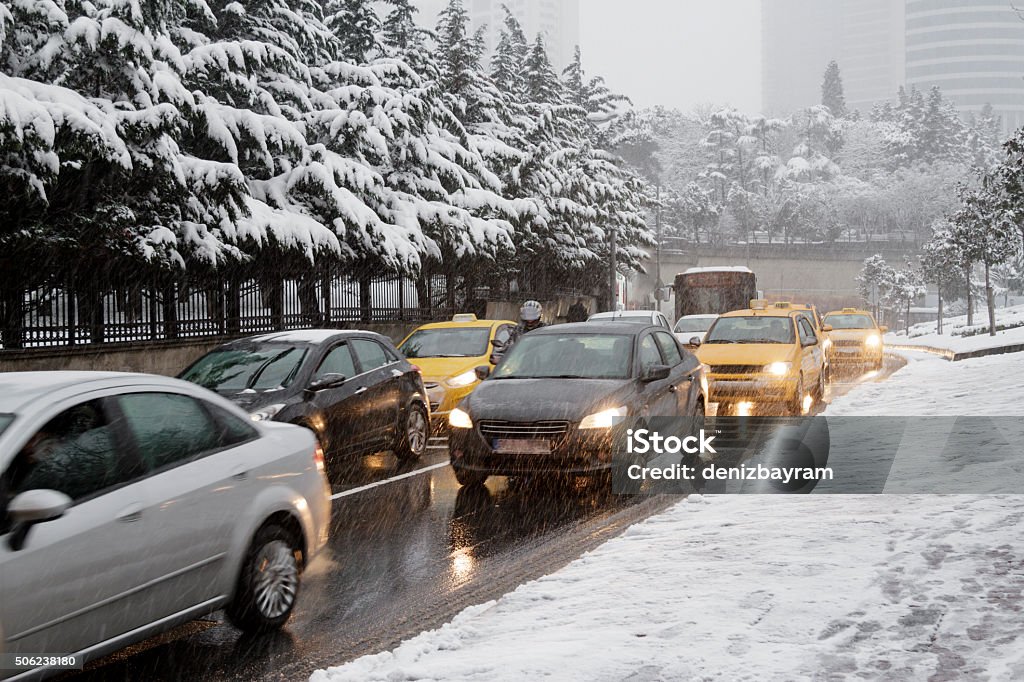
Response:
[[706, 339, 739, 344]]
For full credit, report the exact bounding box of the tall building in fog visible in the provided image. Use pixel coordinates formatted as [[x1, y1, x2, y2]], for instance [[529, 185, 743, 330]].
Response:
[[905, 0, 1024, 133], [470, 0, 580, 72], [762, 0, 903, 117], [763, 0, 1024, 133]]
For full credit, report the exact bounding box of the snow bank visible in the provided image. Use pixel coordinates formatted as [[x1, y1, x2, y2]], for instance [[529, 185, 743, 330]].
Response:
[[311, 495, 1024, 681], [886, 304, 1024, 354]]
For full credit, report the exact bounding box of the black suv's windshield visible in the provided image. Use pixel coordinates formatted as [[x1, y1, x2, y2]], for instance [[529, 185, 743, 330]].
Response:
[[182, 346, 308, 392], [399, 328, 491, 358], [491, 334, 633, 380], [825, 314, 875, 330], [705, 317, 795, 344]]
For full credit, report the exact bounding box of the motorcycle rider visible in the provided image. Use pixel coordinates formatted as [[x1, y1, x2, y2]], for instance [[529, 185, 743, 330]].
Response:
[[493, 300, 546, 365]]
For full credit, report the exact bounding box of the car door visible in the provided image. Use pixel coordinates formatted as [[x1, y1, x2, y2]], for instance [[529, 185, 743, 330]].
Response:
[[108, 390, 259, 622], [0, 396, 150, 658], [636, 332, 678, 418], [797, 318, 822, 386], [308, 341, 363, 456], [350, 338, 403, 446], [653, 330, 701, 416]]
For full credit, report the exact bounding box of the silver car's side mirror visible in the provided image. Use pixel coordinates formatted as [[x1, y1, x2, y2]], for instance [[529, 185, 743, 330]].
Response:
[[7, 489, 72, 551]]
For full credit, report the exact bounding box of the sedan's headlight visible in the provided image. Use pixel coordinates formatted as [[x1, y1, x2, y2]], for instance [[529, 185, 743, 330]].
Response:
[[765, 361, 792, 376], [449, 407, 473, 429], [445, 370, 477, 389], [579, 405, 628, 430], [250, 403, 286, 422], [864, 334, 881, 347]]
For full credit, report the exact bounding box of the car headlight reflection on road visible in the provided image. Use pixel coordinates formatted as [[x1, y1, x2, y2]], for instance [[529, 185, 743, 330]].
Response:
[[578, 405, 628, 430], [765, 361, 792, 376], [445, 370, 477, 389], [449, 408, 473, 429], [864, 334, 881, 347], [250, 404, 286, 422]]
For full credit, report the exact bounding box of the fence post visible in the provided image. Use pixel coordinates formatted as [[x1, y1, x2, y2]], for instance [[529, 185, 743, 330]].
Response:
[[359, 271, 372, 323], [269, 276, 284, 330], [321, 267, 332, 326], [398, 276, 405, 321], [1, 285, 24, 350], [163, 280, 178, 340], [66, 278, 76, 347], [148, 277, 158, 341], [226, 274, 240, 335]]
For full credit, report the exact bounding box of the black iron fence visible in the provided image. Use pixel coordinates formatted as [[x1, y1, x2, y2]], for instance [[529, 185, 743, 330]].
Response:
[[0, 268, 462, 351]]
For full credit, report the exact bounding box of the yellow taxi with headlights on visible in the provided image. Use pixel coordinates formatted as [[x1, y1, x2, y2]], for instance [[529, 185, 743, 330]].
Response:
[[398, 314, 517, 425], [823, 308, 887, 370], [695, 300, 828, 415]]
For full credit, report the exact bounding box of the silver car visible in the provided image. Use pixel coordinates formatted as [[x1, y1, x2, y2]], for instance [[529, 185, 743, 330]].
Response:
[[0, 372, 331, 680]]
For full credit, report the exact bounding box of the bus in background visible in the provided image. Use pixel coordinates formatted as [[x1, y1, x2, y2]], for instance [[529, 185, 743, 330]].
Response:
[[674, 267, 758, 320]]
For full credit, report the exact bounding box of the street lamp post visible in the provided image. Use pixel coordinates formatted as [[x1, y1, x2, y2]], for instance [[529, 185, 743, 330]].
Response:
[[609, 225, 618, 312]]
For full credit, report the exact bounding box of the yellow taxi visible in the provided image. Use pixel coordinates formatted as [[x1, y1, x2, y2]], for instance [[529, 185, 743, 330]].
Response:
[[398, 314, 517, 425], [695, 300, 829, 416], [822, 308, 887, 370]]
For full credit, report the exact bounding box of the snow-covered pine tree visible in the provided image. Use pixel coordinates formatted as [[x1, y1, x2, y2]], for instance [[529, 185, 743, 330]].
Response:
[[965, 103, 1002, 170], [920, 219, 967, 334], [490, 5, 528, 99], [324, 0, 383, 64], [820, 59, 847, 119]]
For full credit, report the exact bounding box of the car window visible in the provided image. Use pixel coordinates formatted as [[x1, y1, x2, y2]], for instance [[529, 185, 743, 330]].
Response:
[[181, 346, 308, 392], [116, 393, 224, 471], [352, 339, 391, 371], [316, 343, 357, 379], [639, 334, 664, 371], [206, 404, 259, 447], [653, 332, 683, 366], [798, 319, 818, 345], [491, 333, 633, 379], [2, 400, 137, 502]]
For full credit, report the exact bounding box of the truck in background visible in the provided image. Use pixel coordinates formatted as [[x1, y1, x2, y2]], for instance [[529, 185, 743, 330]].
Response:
[[674, 267, 758, 320]]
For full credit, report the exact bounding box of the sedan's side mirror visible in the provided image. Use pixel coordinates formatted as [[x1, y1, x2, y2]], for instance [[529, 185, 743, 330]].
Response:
[[688, 336, 703, 348], [474, 366, 491, 381], [879, 326, 888, 333], [641, 364, 671, 383], [309, 373, 347, 392], [7, 489, 72, 551], [822, 324, 833, 333]]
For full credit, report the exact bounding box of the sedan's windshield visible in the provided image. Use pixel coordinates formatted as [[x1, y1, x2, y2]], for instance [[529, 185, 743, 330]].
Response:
[[400, 328, 491, 358], [825, 314, 875, 330], [675, 317, 716, 333], [491, 334, 633, 380], [0, 414, 12, 438], [181, 346, 308, 391], [705, 317, 795, 344]]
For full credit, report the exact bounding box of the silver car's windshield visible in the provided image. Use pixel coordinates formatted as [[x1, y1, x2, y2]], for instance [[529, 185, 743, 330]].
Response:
[[0, 414, 12, 438], [182, 346, 309, 391], [491, 334, 633, 380]]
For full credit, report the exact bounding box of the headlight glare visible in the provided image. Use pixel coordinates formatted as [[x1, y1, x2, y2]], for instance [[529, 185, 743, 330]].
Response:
[[765, 361, 791, 376], [864, 334, 881, 347], [449, 407, 473, 429], [446, 370, 477, 388], [579, 405, 628, 430]]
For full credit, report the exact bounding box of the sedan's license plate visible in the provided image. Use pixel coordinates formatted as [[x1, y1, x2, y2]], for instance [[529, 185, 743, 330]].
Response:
[[493, 439, 551, 455]]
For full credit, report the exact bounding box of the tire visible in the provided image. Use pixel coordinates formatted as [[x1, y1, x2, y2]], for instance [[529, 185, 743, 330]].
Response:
[[788, 374, 805, 416], [453, 466, 488, 487], [813, 369, 825, 401], [394, 402, 429, 462], [226, 524, 301, 633]]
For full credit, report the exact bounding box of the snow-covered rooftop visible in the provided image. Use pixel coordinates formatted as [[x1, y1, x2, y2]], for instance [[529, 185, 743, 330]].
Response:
[[681, 266, 754, 275]]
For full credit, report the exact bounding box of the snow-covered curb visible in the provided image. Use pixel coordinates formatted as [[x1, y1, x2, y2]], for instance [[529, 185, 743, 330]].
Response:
[[311, 495, 1024, 681], [885, 304, 1024, 355]]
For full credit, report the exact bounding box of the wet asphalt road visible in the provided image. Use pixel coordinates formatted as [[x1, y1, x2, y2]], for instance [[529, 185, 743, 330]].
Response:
[[69, 356, 905, 681]]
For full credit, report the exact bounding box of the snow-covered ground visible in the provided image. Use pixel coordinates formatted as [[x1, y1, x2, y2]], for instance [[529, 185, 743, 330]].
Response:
[[886, 303, 1024, 354], [311, 351, 1024, 682]]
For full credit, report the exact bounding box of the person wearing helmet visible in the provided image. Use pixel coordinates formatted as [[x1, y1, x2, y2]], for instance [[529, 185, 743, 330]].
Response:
[[517, 300, 546, 335]]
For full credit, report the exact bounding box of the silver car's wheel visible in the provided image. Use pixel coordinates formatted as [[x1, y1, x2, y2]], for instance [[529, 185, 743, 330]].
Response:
[[226, 524, 301, 633], [394, 402, 429, 462], [253, 540, 298, 619]]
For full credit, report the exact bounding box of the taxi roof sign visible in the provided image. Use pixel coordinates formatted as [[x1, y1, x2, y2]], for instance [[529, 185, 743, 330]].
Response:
[[773, 302, 792, 309], [451, 313, 478, 322], [842, 307, 858, 313]]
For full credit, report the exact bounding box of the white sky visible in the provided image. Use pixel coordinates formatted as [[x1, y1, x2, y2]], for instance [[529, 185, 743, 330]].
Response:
[[412, 0, 763, 114], [578, 0, 762, 113]]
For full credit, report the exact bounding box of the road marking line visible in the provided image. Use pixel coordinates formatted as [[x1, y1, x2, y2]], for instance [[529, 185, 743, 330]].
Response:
[[330, 462, 449, 500]]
